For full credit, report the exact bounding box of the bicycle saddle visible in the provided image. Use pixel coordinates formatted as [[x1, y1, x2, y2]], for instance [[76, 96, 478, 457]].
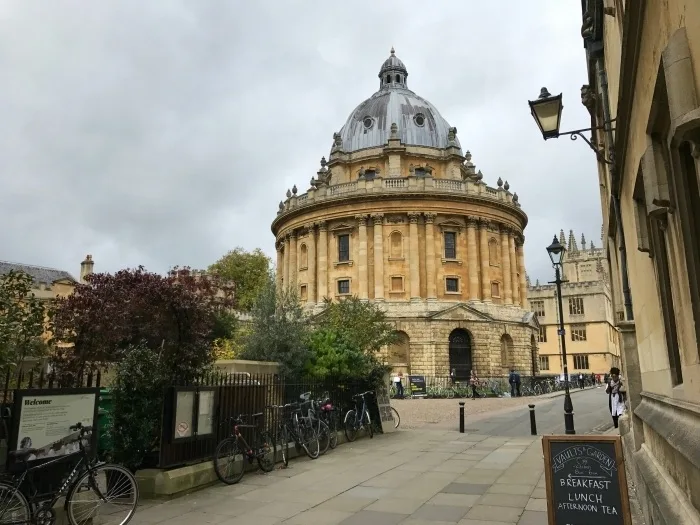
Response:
[[9, 448, 37, 459]]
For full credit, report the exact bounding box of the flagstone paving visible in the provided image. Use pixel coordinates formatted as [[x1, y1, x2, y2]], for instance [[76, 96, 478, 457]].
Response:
[[131, 429, 550, 525]]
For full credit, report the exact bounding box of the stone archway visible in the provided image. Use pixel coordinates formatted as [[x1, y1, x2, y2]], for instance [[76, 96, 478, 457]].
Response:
[[388, 331, 410, 374], [448, 329, 472, 380], [530, 335, 538, 376], [500, 334, 514, 375]]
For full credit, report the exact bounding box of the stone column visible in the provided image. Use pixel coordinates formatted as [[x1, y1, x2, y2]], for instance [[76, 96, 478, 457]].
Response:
[[372, 214, 385, 300], [479, 219, 490, 301], [283, 235, 290, 291], [408, 212, 421, 300], [307, 224, 317, 304], [516, 236, 527, 305], [467, 217, 479, 301], [288, 231, 298, 292], [276, 240, 284, 293], [424, 213, 437, 300], [356, 215, 369, 300], [509, 234, 519, 305], [500, 226, 512, 305], [317, 221, 328, 303]]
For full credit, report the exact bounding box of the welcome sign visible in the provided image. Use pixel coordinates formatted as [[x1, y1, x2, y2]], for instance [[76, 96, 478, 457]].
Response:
[[542, 435, 632, 525]]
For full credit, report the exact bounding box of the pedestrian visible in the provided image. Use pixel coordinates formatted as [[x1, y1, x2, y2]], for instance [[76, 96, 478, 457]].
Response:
[[469, 370, 480, 399], [606, 367, 626, 428], [509, 369, 521, 397], [591, 372, 596, 386], [578, 372, 584, 389], [515, 370, 522, 397], [392, 372, 402, 398], [450, 368, 456, 385], [397, 372, 404, 398]]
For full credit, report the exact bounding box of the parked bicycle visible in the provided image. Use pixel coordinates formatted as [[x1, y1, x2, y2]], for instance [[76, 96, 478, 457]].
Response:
[[315, 393, 338, 451], [344, 391, 374, 442], [0, 421, 139, 525], [213, 413, 275, 485]]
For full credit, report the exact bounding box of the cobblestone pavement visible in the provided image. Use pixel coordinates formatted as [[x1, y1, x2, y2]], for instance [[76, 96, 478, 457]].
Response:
[[132, 430, 551, 525]]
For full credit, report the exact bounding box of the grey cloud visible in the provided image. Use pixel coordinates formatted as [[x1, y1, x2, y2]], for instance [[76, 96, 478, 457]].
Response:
[[0, 0, 600, 284]]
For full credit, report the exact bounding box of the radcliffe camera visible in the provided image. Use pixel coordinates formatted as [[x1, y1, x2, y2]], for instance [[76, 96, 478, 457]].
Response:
[[0, 2, 697, 525]]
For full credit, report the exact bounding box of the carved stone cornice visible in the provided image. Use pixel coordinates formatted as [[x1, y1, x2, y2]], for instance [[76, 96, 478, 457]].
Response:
[[499, 224, 514, 235], [424, 212, 436, 224], [407, 212, 420, 224], [287, 230, 297, 240], [276, 239, 285, 251], [355, 214, 368, 226], [466, 215, 479, 228], [486, 221, 501, 233], [316, 220, 328, 232], [371, 213, 384, 225]]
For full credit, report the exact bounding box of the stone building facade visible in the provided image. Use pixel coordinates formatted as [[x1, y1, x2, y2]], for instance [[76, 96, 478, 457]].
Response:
[[580, 1, 700, 523], [527, 230, 621, 376], [271, 50, 539, 379]]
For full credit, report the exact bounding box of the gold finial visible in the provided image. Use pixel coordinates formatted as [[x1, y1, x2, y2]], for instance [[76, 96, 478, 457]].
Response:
[[390, 46, 395, 55]]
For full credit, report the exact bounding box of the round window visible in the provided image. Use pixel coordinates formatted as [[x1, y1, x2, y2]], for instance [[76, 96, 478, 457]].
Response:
[[414, 114, 425, 126], [363, 117, 373, 129]]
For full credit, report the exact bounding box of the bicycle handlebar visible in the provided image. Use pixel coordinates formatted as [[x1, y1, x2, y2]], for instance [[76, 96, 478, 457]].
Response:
[[69, 422, 93, 435], [352, 390, 374, 399]]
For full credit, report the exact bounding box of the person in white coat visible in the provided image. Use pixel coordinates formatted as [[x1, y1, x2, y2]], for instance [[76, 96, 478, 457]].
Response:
[[605, 367, 626, 428]]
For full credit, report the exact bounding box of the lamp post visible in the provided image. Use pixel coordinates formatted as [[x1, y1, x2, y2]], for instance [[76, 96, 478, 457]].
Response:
[[528, 87, 615, 165], [546, 235, 576, 435]]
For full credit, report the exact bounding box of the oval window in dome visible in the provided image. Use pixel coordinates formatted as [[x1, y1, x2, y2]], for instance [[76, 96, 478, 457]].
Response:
[[363, 117, 374, 129], [414, 113, 425, 126]]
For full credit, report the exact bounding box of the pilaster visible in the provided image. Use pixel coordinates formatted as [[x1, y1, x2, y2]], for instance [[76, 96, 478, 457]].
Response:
[[500, 225, 512, 305], [307, 224, 317, 304], [356, 215, 369, 300], [479, 219, 490, 302], [516, 236, 527, 305], [289, 230, 298, 292], [372, 214, 385, 300], [509, 233, 519, 305], [466, 216, 479, 301], [283, 235, 290, 291], [276, 239, 284, 293], [408, 212, 421, 300], [317, 222, 328, 303], [424, 213, 437, 300]]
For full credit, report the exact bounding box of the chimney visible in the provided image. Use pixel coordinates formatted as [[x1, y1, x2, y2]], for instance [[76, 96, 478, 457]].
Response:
[[80, 255, 94, 283]]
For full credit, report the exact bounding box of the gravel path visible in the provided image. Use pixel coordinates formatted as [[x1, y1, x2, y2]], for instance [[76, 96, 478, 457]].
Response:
[[390, 394, 542, 430]]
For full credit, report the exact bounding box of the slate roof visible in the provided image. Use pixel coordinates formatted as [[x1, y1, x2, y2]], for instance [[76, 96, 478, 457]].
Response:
[[0, 261, 76, 285]]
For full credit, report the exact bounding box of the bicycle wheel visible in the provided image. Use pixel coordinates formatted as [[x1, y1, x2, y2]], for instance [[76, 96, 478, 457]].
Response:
[[317, 420, 330, 455], [328, 413, 338, 449], [302, 423, 320, 459], [66, 463, 138, 525], [344, 409, 358, 442], [364, 410, 373, 439], [257, 431, 276, 473], [533, 384, 542, 396], [213, 437, 245, 485], [390, 406, 400, 429], [0, 481, 31, 525], [278, 426, 290, 467]]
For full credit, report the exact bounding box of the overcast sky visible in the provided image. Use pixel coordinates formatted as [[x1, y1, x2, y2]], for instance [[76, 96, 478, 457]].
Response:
[[0, 1, 601, 284]]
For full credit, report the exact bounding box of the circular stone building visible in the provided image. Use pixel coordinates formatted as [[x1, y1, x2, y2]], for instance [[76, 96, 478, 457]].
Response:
[[271, 49, 539, 379]]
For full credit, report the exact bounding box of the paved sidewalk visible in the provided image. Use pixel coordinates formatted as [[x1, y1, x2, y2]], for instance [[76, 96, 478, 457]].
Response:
[[131, 429, 550, 525]]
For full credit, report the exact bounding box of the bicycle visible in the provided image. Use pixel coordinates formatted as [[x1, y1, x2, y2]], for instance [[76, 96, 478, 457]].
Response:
[[213, 412, 275, 485], [316, 393, 338, 450], [299, 393, 330, 456], [0, 422, 138, 525], [344, 391, 374, 442]]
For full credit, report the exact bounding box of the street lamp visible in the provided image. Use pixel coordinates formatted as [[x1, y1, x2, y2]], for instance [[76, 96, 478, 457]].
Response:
[[546, 235, 576, 435], [528, 87, 615, 165]]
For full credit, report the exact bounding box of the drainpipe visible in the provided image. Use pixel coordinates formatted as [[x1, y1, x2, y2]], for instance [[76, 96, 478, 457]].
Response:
[[596, 58, 634, 321]]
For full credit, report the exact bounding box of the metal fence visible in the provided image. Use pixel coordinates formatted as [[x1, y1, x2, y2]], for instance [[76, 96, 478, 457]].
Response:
[[157, 373, 377, 469], [391, 374, 565, 398]]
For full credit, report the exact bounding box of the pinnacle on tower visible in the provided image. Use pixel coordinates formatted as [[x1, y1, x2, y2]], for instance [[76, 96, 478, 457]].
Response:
[[559, 229, 566, 245], [568, 230, 578, 253], [581, 233, 587, 250]]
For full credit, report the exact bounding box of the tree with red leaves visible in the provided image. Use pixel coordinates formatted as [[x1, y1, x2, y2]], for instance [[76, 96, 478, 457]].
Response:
[[48, 266, 234, 384]]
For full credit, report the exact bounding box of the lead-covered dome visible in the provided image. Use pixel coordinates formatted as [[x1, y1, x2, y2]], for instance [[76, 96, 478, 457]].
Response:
[[338, 48, 461, 153]]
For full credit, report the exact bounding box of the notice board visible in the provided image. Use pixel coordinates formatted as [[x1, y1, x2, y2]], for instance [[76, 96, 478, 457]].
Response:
[[407, 375, 426, 397], [542, 435, 632, 525]]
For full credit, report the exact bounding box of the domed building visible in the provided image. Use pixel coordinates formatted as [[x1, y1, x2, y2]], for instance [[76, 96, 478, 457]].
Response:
[[272, 49, 539, 379]]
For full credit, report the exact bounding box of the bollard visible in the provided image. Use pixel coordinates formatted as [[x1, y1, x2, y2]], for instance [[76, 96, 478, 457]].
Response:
[[459, 402, 465, 433], [529, 404, 537, 435]]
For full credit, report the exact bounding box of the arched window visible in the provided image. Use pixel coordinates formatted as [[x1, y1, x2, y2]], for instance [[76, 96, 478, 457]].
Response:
[[388, 331, 410, 368], [390, 231, 403, 258], [448, 329, 472, 380], [395, 74, 400, 83], [500, 334, 514, 374], [488, 238, 499, 265], [299, 244, 308, 269], [386, 74, 391, 84]]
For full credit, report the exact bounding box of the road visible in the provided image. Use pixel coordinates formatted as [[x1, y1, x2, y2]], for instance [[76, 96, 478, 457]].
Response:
[[461, 386, 612, 436]]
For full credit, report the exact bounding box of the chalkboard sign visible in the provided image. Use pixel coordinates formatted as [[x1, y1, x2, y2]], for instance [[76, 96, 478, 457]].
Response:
[[408, 375, 427, 397], [542, 435, 632, 525]]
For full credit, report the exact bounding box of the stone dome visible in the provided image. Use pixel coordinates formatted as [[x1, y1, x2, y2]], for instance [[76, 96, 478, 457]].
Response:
[[338, 48, 461, 153]]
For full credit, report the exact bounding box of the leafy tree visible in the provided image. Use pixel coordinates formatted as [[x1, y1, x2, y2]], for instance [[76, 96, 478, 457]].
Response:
[[0, 270, 47, 372], [304, 328, 368, 378], [240, 280, 310, 377], [49, 267, 233, 383], [109, 343, 166, 471], [208, 248, 272, 312], [213, 325, 250, 360]]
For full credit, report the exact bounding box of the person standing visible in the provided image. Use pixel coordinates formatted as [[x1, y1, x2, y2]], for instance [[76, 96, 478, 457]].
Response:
[[509, 369, 521, 397], [606, 367, 626, 428], [469, 370, 480, 399], [450, 368, 456, 385], [392, 373, 402, 398], [396, 372, 404, 398], [578, 372, 585, 389]]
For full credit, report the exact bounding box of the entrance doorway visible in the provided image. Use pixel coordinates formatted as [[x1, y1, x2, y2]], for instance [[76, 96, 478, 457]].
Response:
[[448, 329, 472, 380]]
